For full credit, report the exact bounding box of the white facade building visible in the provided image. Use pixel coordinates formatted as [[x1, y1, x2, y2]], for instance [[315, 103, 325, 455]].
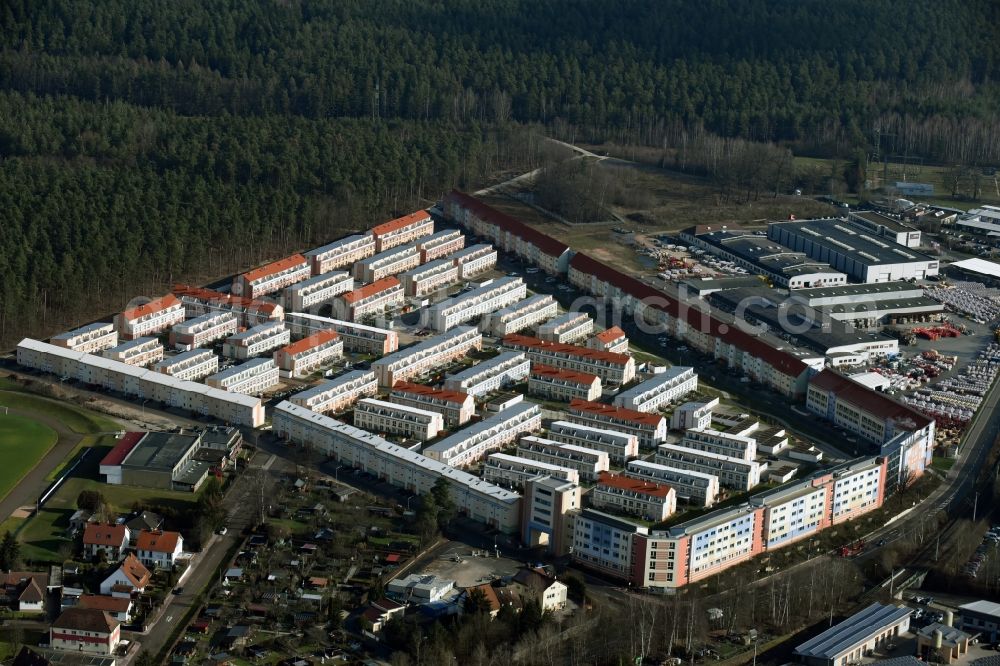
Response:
[[273, 329, 344, 378], [399, 259, 459, 298], [222, 321, 291, 359], [536, 311, 593, 343], [372, 326, 482, 387], [429, 277, 527, 331], [51, 322, 118, 354], [354, 398, 444, 441], [516, 436, 609, 482], [566, 400, 667, 448], [613, 366, 698, 413], [168, 311, 239, 350], [503, 334, 636, 385], [680, 427, 758, 461], [416, 229, 466, 262], [336, 277, 405, 322], [670, 399, 719, 431], [234, 254, 311, 298], [625, 460, 719, 507], [205, 358, 279, 395], [545, 421, 640, 464], [388, 382, 475, 427], [285, 312, 399, 356], [423, 403, 541, 467], [655, 444, 764, 491], [115, 294, 186, 340], [442, 351, 531, 397], [305, 234, 376, 275], [591, 473, 677, 522], [288, 370, 378, 414], [152, 349, 218, 381], [354, 244, 422, 283], [172, 285, 284, 328], [528, 364, 602, 402], [486, 295, 558, 336], [588, 326, 630, 354], [449, 243, 498, 279], [285, 271, 354, 311], [370, 211, 434, 252], [483, 453, 580, 487], [103, 337, 164, 367]]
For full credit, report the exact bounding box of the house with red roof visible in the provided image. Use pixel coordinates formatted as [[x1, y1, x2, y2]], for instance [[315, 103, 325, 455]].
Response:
[[503, 334, 636, 385], [172, 284, 284, 328], [82, 523, 130, 562], [273, 329, 344, 378], [591, 472, 677, 521], [566, 399, 667, 449], [360, 597, 406, 632], [233, 254, 311, 299], [79, 594, 134, 623], [369, 210, 434, 252], [334, 276, 404, 322], [114, 294, 185, 340], [527, 364, 602, 402], [135, 530, 184, 569], [100, 554, 151, 597], [388, 381, 475, 427], [588, 326, 629, 354]]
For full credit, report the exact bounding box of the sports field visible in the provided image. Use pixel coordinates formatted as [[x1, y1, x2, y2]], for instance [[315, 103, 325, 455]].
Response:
[[0, 414, 58, 503]]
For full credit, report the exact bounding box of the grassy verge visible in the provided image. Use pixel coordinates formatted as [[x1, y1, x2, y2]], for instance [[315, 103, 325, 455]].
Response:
[[0, 414, 59, 502], [0, 387, 121, 434], [931, 456, 956, 473]]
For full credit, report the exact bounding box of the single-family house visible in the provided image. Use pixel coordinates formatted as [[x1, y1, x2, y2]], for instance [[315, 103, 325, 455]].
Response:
[[464, 583, 501, 619], [361, 598, 406, 632], [100, 554, 151, 597], [135, 529, 184, 569], [82, 523, 130, 561], [511, 568, 568, 612], [1, 571, 49, 613], [50, 607, 121, 656], [79, 594, 134, 624], [125, 511, 164, 544]]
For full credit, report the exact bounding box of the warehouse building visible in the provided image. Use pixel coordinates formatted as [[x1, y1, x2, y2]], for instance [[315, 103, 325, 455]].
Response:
[[114, 430, 211, 492], [587, 326, 629, 354], [591, 473, 676, 522], [288, 370, 378, 414], [115, 294, 186, 340], [304, 234, 376, 275], [536, 311, 593, 343], [545, 420, 640, 464], [285, 312, 398, 356], [399, 259, 459, 298], [222, 321, 291, 359], [625, 460, 719, 507], [354, 244, 422, 284], [234, 254, 311, 298], [51, 322, 118, 354], [848, 210, 922, 248], [369, 211, 434, 252], [503, 334, 636, 385], [528, 364, 602, 402], [388, 382, 475, 427], [429, 277, 527, 331], [516, 436, 609, 482], [793, 603, 911, 666], [566, 399, 666, 449], [273, 329, 343, 378], [613, 366, 697, 413], [17, 339, 264, 426], [483, 453, 580, 487], [372, 326, 482, 387], [423, 403, 541, 467], [169, 311, 239, 351], [442, 351, 531, 397], [768, 218, 939, 282], [172, 285, 284, 328], [486, 295, 558, 337], [788, 281, 943, 329], [274, 401, 521, 531], [354, 398, 444, 441], [205, 358, 279, 395], [284, 271, 354, 312], [416, 229, 465, 262], [655, 444, 764, 491], [335, 277, 404, 322], [449, 243, 498, 279], [103, 337, 164, 367], [152, 349, 219, 382]]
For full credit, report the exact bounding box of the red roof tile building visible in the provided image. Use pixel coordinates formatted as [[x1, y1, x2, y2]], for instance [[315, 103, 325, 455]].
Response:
[[503, 334, 636, 385], [592, 472, 677, 521], [172, 284, 284, 328], [135, 530, 184, 569], [50, 607, 121, 655], [82, 524, 130, 561], [369, 211, 434, 252], [233, 254, 311, 299], [100, 554, 151, 597], [335, 277, 404, 322], [589, 326, 629, 354], [388, 381, 475, 427], [566, 399, 667, 448], [273, 329, 344, 378], [79, 594, 133, 623], [114, 294, 185, 340], [527, 364, 602, 402]]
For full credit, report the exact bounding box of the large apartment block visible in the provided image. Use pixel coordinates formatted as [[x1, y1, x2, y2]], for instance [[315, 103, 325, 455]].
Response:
[[528, 364, 602, 402], [486, 295, 559, 337], [442, 351, 531, 397], [51, 322, 118, 354], [545, 420, 640, 464], [234, 254, 311, 299], [205, 358, 279, 394], [429, 277, 527, 331], [416, 229, 465, 262], [680, 427, 758, 461], [503, 334, 636, 385], [304, 234, 376, 275], [172, 285, 284, 328], [625, 460, 719, 508], [354, 398, 444, 441], [655, 444, 764, 491], [566, 399, 667, 449], [284, 271, 354, 312], [483, 453, 580, 487], [450, 243, 498, 279], [372, 327, 482, 387], [399, 259, 459, 298], [588, 326, 630, 354], [591, 473, 677, 522], [335, 277, 404, 322], [288, 370, 378, 414], [423, 403, 541, 467], [388, 382, 475, 427], [222, 321, 291, 360], [571, 509, 648, 580], [115, 294, 186, 340], [370, 211, 434, 252], [273, 329, 343, 378], [152, 349, 218, 382], [103, 337, 164, 367], [516, 436, 609, 482], [613, 366, 698, 413], [354, 245, 422, 284], [168, 311, 239, 351], [536, 311, 593, 344], [273, 401, 521, 532], [285, 312, 398, 356]]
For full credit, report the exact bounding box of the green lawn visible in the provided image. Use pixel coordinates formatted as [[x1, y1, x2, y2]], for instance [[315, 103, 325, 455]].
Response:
[[0, 388, 121, 434], [931, 456, 956, 472], [0, 414, 58, 503]]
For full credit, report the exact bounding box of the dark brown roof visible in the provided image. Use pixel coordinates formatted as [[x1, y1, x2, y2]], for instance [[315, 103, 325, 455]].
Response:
[[53, 607, 120, 633], [12, 647, 51, 666]]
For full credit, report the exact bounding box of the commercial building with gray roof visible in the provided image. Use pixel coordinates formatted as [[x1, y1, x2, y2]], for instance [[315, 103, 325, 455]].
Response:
[[793, 602, 912, 666]]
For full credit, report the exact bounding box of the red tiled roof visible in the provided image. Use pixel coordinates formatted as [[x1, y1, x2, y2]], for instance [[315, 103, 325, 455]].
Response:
[[342, 277, 401, 304], [278, 329, 340, 356], [136, 529, 181, 554], [530, 363, 600, 386], [503, 334, 631, 366], [242, 254, 308, 283], [79, 594, 131, 613], [83, 523, 128, 547], [371, 211, 432, 237], [444, 191, 570, 258], [172, 285, 280, 315], [466, 583, 501, 612], [53, 607, 119, 633], [391, 381, 471, 404], [99, 432, 144, 467], [598, 472, 673, 498], [118, 554, 151, 588], [569, 398, 665, 427], [120, 294, 181, 323], [594, 326, 626, 344], [809, 369, 932, 429]]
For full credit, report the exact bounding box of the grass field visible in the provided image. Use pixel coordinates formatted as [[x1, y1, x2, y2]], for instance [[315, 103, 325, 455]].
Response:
[[0, 414, 58, 503], [0, 388, 121, 434]]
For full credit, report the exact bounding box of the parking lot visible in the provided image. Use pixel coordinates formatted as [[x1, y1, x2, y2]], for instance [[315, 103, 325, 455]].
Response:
[[419, 542, 525, 588]]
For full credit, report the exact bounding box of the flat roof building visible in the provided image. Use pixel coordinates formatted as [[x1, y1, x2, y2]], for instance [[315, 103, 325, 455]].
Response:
[[222, 321, 291, 360], [288, 370, 378, 414], [793, 603, 911, 666], [789, 281, 943, 329], [354, 398, 444, 441], [486, 295, 559, 337], [848, 210, 922, 248], [528, 364, 602, 403], [537, 311, 593, 344], [449, 243, 498, 279], [483, 453, 580, 488], [429, 277, 527, 332], [51, 322, 118, 354], [205, 358, 279, 395], [115, 294, 186, 340], [273, 329, 343, 378], [284, 271, 354, 312], [503, 334, 636, 385], [234, 254, 311, 298], [545, 421, 639, 464], [103, 337, 163, 367], [304, 234, 376, 275], [168, 311, 239, 351], [354, 244, 422, 284], [372, 327, 482, 387], [670, 398, 719, 431], [613, 366, 697, 413], [152, 349, 219, 382], [422, 403, 541, 467], [119, 431, 209, 492], [958, 600, 1000, 644], [517, 436, 610, 482], [285, 312, 398, 356], [369, 211, 434, 252], [442, 351, 531, 397]]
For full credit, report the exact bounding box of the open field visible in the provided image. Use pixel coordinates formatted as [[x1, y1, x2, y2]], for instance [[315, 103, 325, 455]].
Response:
[[0, 386, 122, 435], [0, 415, 58, 503]]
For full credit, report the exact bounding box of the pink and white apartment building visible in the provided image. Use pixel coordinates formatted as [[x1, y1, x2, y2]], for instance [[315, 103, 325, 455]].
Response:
[[115, 294, 186, 340], [172, 285, 284, 328], [288, 370, 378, 414], [591, 472, 677, 522], [527, 364, 602, 402], [503, 334, 636, 385], [284, 271, 354, 311], [588, 326, 630, 354], [50, 607, 121, 656], [369, 211, 434, 252], [102, 337, 164, 367], [336, 277, 404, 322], [304, 234, 376, 275], [222, 321, 291, 360], [450, 243, 498, 280], [566, 399, 665, 448], [388, 381, 475, 427], [274, 329, 344, 378], [168, 311, 239, 350], [51, 322, 118, 354], [233, 254, 311, 299], [417, 229, 466, 262], [399, 259, 460, 298], [354, 245, 422, 283], [545, 420, 640, 465]]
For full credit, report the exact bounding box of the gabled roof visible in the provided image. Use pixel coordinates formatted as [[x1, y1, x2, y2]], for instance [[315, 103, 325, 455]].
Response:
[[466, 583, 501, 613], [391, 381, 471, 404], [125, 511, 164, 533], [445, 191, 569, 257], [597, 472, 673, 498], [83, 523, 128, 547], [172, 284, 280, 315], [594, 326, 626, 343], [120, 294, 181, 322], [242, 254, 308, 283], [136, 530, 182, 553], [512, 567, 559, 592], [53, 606, 120, 633], [79, 594, 132, 613], [371, 210, 431, 236], [99, 431, 145, 467], [19, 577, 44, 603], [809, 369, 932, 430], [504, 334, 631, 366], [341, 277, 401, 304], [278, 329, 340, 356], [569, 398, 665, 427], [530, 363, 600, 386], [12, 647, 51, 666], [116, 554, 152, 588]]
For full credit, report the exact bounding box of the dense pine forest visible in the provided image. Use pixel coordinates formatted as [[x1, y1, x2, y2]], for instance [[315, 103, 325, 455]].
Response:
[[2, 0, 1000, 346]]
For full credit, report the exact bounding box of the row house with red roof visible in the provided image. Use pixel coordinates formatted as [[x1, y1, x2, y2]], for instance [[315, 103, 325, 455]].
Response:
[[335, 277, 404, 322], [388, 381, 475, 427], [369, 211, 434, 252], [502, 334, 636, 385], [565, 399, 666, 449], [233, 254, 311, 299], [588, 326, 629, 354], [114, 294, 186, 340], [591, 472, 677, 522], [172, 284, 284, 328], [273, 329, 343, 378], [527, 364, 602, 402]]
